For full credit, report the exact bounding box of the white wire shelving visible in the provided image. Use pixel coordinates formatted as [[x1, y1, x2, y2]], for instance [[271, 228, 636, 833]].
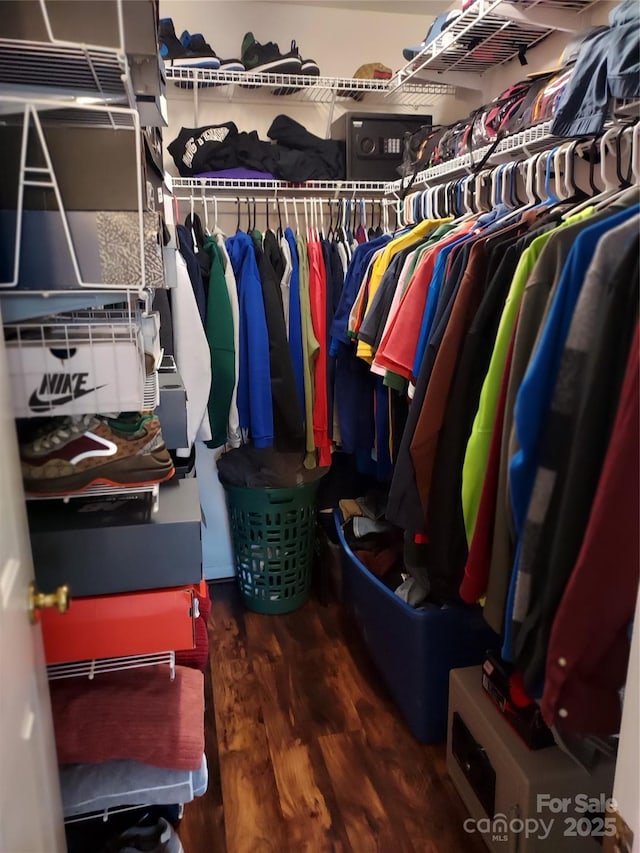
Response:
[[171, 177, 389, 195], [0, 40, 131, 110], [389, 0, 598, 91], [47, 650, 175, 681], [385, 121, 557, 193], [26, 482, 161, 512], [165, 67, 454, 107]]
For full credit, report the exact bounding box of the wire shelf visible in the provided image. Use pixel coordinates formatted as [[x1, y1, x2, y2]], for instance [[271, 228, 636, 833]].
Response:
[[164, 66, 454, 106], [385, 121, 557, 193], [47, 650, 175, 681], [27, 482, 161, 511], [171, 177, 389, 194], [0, 39, 130, 104], [389, 0, 598, 88], [144, 370, 159, 410]]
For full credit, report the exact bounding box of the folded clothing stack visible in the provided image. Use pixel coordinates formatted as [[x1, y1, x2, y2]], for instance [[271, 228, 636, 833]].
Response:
[[168, 115, 346, 183], [60, 756, 208, 817], [51, 665, 205, 818]]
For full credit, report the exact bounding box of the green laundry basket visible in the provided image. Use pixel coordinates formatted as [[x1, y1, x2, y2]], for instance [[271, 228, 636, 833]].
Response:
[[224, 480, 322, 614]]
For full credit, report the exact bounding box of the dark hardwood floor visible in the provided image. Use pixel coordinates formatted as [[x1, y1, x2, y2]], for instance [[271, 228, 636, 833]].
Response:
[[179, 581, 485, 853]]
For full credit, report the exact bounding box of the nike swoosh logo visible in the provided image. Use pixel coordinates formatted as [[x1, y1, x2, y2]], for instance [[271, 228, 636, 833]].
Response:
[[28, 384, 106, 413]]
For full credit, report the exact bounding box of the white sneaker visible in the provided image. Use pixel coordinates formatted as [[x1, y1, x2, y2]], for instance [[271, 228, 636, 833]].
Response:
[[117, 817, 184, 853]]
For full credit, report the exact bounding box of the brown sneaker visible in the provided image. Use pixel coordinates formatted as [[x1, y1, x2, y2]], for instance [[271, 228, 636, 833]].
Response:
[[21, 413, 175, 495]]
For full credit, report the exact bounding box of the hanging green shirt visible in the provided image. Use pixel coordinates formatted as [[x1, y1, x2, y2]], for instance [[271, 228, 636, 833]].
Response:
[[204, 237, 235, 448]]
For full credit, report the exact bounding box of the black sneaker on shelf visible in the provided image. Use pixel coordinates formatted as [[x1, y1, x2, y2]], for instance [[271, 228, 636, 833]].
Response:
[[158, 17, 190, 63], [273, 41, 320, 95], [240, 32, 303, 86], [181, 31, 245, 72], [160, 18, 221, 89]]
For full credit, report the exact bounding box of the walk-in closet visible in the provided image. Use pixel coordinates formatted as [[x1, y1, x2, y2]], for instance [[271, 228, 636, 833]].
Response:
[[0, 1, 638, 852]]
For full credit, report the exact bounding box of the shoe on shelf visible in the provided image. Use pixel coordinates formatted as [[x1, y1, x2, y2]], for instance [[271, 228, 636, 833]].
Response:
[[273, 40, 320, 95], [241, 31, 303, 82], [180, 31, 245, 72], [158, 17, 220, 69], [158, 17, 189, 63], [21, 413, 175, 496], [107, 817, 184, 853]]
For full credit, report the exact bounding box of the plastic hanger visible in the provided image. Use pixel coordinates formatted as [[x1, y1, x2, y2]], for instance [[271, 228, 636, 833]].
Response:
[[462, 174, 475, 214], [201, 193, 210, 235], [544, 147, 560, 203], [303, 197, 309, 239], [614, 125, 632, 189], [499, 162, 512, 208], [600, 128, 620, 192], [235, 197, 241, 233], [326, 199, 334, 240], [632, 121, 640, 184]]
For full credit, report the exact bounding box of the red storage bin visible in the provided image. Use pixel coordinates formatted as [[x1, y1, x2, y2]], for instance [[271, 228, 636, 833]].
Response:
[[41, 585, 197, 664]]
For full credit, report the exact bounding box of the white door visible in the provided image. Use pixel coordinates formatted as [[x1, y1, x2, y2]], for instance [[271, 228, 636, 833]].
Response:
[[0, 311, 66, 853]]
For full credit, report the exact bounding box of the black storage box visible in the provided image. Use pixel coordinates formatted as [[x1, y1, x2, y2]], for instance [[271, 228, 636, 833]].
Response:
[[28, 478, 202, 597]]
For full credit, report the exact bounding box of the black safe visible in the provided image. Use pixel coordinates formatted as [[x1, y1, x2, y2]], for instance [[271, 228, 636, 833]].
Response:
[[330, 112, 432, 181]]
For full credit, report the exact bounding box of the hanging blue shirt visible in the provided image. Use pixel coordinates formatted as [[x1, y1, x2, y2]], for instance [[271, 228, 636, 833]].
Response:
[[329, 235, 391, 353], [226, 231, 273, 448]]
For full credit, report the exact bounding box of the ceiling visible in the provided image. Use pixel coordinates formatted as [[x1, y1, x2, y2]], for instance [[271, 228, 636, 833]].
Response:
[[256, 0, 453, 14]]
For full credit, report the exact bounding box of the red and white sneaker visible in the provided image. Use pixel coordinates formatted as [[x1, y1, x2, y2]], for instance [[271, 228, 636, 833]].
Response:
[[20, 413, 175, 495]]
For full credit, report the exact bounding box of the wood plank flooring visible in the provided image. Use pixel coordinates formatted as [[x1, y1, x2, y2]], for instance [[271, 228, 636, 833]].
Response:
[[178, 582, 485, 853]]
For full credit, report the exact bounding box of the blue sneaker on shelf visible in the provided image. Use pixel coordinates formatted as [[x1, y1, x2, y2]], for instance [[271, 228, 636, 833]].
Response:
[[180, 31, 245, 72], [158, 17, 220, 69]]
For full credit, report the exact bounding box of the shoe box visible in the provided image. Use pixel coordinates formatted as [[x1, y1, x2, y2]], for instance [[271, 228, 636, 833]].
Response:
[[40, 582, 201, 664], [6, 320, 147, 419], [156, 356, 188, 450], [27, 478, 203, 598], [0, 0, 166, 116], [447, 666, 615, 853], [330, 112, 433, 181], [0, 121, 166, 289]]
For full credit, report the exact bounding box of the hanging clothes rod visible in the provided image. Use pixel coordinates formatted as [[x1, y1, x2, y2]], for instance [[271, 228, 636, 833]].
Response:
[[393, 122, 639, 227], [169, 177, 388, 194], [173, 195, 388, 205]]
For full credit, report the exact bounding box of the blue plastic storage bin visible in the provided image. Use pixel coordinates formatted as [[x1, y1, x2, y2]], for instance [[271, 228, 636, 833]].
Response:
[[335, 511, 498, 743]]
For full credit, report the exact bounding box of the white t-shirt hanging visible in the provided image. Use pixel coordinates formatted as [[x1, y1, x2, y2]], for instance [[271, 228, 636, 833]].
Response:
[[173, 251, 212, 455]]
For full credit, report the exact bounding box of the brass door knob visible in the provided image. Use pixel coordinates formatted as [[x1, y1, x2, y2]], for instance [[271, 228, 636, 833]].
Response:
[[28, 582, 70, 624]]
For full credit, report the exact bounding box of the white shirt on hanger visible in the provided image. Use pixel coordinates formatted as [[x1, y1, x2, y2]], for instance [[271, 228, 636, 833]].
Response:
[[173, 251, 212, 455], [336, 241, 349, 278]]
